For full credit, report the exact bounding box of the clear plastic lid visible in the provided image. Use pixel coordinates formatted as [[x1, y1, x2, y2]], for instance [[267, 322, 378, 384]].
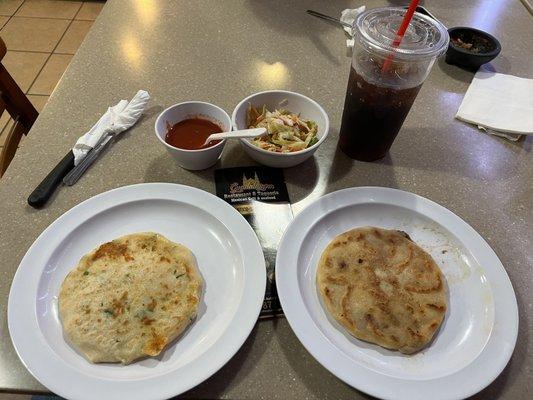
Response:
[[354, 7, 449, 60]]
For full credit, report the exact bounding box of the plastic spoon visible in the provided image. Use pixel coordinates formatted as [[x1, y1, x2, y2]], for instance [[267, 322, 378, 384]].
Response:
[[202, 127, 266, 147]]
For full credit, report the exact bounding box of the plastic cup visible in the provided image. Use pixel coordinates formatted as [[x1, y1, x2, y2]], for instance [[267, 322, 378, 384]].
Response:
[[339, 7, 449, 161]]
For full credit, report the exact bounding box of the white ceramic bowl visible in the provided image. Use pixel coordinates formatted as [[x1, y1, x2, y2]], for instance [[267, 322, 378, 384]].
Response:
[[232, 90, 329, 168], [155, 101, 231, 170]]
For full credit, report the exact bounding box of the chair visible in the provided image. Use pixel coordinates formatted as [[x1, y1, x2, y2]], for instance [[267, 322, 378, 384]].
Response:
[[0, 36, 39, 176]]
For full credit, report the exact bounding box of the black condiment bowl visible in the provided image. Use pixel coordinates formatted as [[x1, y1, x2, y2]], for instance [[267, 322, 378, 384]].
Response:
[[445, 27, 501, 71]]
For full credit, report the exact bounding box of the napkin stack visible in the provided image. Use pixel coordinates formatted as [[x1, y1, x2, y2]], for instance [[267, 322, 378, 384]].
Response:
[[456, 71, 533, 141]]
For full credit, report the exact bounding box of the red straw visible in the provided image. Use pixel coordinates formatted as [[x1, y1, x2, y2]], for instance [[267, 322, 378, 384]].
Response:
[[381, 0, 420, 73]]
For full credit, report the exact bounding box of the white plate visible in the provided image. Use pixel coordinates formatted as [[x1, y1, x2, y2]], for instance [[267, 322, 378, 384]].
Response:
[[276, 187, 518, 400], [8, 183, 265, 400]]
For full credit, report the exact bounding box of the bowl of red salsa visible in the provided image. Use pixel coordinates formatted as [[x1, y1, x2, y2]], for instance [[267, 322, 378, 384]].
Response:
[[155, 101, 231, 170]]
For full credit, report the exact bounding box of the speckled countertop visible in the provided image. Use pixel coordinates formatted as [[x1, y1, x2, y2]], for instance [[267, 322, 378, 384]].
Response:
[[0, 0, 531, 399]]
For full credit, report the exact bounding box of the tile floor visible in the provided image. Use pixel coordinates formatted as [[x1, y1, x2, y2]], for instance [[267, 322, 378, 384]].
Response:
[[0, 0, 104, 154]]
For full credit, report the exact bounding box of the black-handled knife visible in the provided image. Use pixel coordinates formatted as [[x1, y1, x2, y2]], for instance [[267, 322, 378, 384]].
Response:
[[27, 151, 75, 208]]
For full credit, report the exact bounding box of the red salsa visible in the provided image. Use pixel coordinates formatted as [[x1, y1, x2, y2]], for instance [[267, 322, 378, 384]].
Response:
[[165, 118, 223, 150]]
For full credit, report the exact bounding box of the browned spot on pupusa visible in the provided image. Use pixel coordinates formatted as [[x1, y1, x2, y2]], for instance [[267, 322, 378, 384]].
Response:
[[187, 294, 198, 305], [141, 317, 155, 326], [109, 291, 128, 318], [427, 303, 446, 312], [92, 242, 134, 262], [143, 330, 167, 355]]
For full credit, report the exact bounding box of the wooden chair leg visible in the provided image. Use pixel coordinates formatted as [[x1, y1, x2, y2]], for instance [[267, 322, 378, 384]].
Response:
[[0, 119, 25, 176]]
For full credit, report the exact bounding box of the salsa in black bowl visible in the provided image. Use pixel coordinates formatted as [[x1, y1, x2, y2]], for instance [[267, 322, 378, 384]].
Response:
[[445, 27, 501, 71]]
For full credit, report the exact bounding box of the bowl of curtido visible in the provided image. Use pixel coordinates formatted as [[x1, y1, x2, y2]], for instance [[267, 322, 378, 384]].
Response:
[[231, 90, 329, 168]]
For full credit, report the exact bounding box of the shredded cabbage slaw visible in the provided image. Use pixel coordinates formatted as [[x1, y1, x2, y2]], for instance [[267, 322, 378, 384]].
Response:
[[246, 105, 318, 153]]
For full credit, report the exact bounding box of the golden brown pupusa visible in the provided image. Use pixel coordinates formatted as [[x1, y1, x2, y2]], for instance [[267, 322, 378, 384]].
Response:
[[59, 232, 202, 364], [317, 227, 447, 354]]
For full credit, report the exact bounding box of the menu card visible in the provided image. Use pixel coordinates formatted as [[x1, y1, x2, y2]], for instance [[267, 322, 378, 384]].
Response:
[[215, 167, 293, 318]]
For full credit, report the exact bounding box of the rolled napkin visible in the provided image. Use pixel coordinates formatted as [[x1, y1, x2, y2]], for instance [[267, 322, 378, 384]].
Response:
[[72, 90, 150, 165], [340, 6, 366, 48], [456, 71, 533, 140]]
